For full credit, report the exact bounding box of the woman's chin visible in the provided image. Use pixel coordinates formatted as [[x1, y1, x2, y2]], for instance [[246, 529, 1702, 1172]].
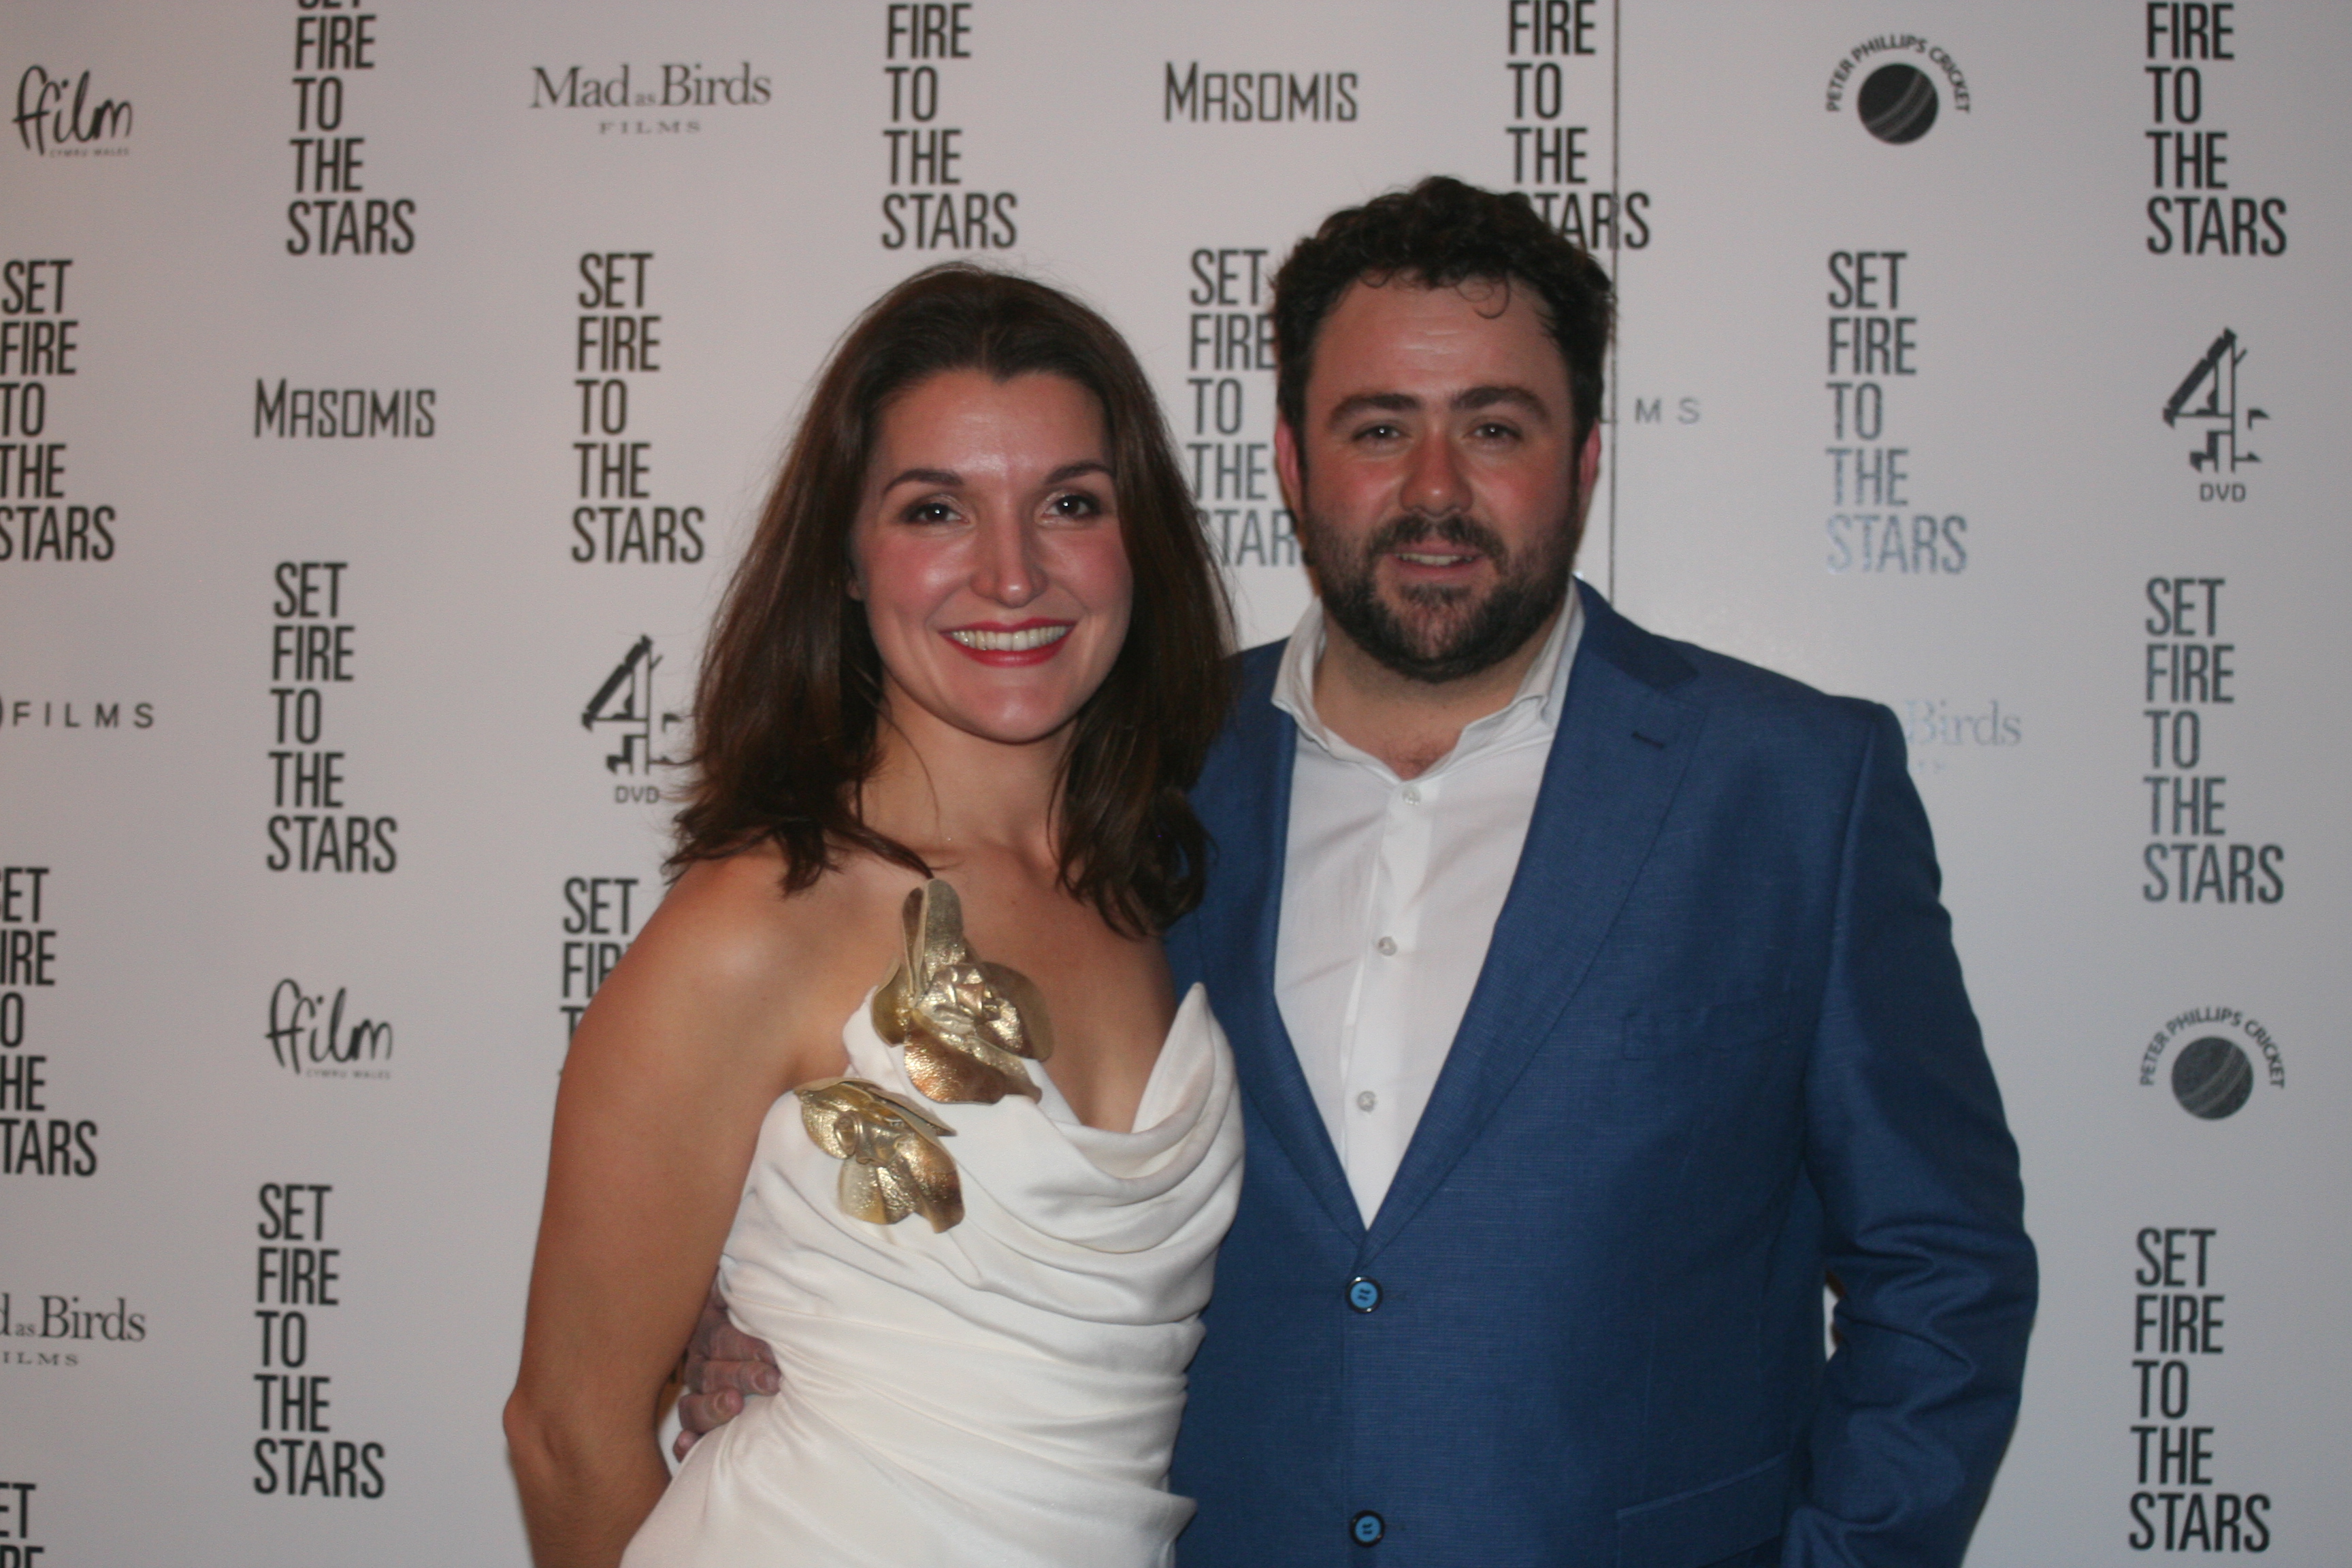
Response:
[[889, 691, 1089, 752], [952, 708, 1087, 749]]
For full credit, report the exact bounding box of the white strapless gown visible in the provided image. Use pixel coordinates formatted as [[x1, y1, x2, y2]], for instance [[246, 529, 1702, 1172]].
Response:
[[625, 983, 1243, 1568]]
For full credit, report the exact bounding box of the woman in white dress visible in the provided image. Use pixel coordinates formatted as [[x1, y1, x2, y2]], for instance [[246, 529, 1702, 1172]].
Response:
[[504, 266, 1242, 1568]]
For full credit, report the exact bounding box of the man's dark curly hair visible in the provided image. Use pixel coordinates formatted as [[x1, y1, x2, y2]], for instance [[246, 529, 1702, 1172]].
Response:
[[1272, 176, 1614, 443]]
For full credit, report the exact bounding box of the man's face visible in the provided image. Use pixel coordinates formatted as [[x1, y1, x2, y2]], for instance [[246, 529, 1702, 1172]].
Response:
[[1275, 275, 1599, 684]]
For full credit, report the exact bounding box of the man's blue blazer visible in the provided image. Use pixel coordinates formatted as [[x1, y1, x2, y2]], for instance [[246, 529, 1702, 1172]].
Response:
[[1165, 587, 2036, 1568]]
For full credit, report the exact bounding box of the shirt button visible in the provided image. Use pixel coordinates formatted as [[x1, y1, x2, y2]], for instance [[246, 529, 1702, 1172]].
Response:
[[1356, 1090, 1377, 1112], [1351, 1509, 1386, 1545], [1401, 784, 1422, 805], [1375, 935, 1397, 956], [1346, 1277, 1382, 1312]]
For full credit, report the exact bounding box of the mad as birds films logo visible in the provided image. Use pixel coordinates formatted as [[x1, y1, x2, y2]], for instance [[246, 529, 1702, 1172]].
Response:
[[1, 1291, 146, 1360], [1825, 35, 1971, 144], [529, 61, 772, 114], [2140, 1007, 2283, 1120]]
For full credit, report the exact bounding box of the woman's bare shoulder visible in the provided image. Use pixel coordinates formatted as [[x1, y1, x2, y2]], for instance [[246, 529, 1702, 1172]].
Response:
[[605, 845, 913, 1061], [642, 849, 815, 981]]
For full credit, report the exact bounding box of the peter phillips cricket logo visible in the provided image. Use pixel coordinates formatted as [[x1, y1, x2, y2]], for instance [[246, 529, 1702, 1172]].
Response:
[[2138, 1006, 2285, 1122], [1823, 35, 1972, 144]]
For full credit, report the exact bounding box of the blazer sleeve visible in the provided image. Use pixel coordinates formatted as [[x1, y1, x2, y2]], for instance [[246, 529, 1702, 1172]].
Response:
[[1784, 702, 2038, 1568]]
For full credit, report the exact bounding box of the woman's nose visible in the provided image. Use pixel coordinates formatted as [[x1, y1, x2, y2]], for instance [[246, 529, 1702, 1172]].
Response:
[[970, 515, 1043, 606]]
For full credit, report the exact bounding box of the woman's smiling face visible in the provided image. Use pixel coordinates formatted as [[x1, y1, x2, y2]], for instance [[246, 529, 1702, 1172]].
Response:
[[850, 369, 1132, 749]]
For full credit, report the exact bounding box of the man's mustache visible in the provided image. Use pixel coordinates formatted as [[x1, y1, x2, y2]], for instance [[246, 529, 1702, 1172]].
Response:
[[1364, 512, 1509, 565]]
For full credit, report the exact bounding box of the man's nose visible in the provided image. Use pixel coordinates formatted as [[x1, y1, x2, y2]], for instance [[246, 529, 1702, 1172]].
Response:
[[1405, 431, 1471, 516], [970, 514, 1044, 606]]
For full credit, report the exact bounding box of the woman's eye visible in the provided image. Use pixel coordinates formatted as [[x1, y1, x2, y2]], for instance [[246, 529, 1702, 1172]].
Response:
[[902, 500, 960, 525], [1047, 491, 1104, 519]]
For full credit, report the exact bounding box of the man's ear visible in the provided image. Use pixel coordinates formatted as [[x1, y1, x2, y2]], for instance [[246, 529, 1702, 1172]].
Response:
[[1573, 423, 1601, 523], [1273, 416, 1305, 514]]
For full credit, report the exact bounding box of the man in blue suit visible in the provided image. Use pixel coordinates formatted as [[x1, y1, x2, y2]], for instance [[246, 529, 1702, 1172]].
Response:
[[681, 177, 2033, 1566], [1158, 177, 2034, 1567]]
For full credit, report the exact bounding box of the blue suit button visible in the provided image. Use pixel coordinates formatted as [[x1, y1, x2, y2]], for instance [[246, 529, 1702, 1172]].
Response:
[[1346, 1277, 1382, 1312], [1351, 1510, 1386, 1545]]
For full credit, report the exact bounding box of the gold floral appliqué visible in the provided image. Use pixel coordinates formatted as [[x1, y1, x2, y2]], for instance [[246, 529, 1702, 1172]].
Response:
[[796, 1077, 963, 1232], [799, 881, 1057, 1231], [870, 879, 1056, 1105]]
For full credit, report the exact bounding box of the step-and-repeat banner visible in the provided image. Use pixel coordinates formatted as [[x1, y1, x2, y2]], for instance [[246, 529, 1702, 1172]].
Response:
[[3, 2, 2345, 1562]]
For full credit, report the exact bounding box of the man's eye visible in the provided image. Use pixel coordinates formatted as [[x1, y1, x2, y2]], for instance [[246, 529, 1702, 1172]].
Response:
[[1354, 423, 1404, 442], [1471, 421, 1519, 440]]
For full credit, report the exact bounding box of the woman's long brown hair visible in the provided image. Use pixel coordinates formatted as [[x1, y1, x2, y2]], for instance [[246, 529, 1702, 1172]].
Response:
[[669, 264, 1232, 937]]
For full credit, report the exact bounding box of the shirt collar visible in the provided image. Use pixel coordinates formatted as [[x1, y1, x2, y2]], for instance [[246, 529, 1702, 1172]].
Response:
[[1273, 578, 1585, 771]]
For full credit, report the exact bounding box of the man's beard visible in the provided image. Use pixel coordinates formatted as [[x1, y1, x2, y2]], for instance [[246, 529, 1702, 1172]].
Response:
[[1300, 507, 1578, 685]]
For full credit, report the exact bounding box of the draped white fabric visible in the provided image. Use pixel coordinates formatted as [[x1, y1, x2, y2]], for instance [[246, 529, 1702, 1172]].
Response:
[[625, 985, 1243, 1567]]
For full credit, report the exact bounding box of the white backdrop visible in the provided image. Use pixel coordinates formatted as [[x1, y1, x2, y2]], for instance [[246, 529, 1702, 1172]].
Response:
[[3, 1, 2346, 1562]]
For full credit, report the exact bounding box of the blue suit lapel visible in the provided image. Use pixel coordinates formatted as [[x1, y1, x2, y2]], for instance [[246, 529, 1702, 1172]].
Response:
[[1198, 654, 1367, 1242], [1362, 589, 1701, 1257]]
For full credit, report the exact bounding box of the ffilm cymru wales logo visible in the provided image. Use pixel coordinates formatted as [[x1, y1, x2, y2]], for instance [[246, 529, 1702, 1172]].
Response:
[[2140, 1007, 2284, 1120], [14, 66, 131, 157], [1823, 35, 1971, 144], [265, 979, 393, 1079]]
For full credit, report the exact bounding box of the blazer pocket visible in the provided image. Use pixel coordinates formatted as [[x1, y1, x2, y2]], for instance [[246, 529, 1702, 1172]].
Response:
[[1614, 1450, 1791, 1568], [1619, 993, 1793, 1060]]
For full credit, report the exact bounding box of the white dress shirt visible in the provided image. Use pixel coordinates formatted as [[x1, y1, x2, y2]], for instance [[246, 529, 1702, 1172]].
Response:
[[1272, 585, 1584, 1223]]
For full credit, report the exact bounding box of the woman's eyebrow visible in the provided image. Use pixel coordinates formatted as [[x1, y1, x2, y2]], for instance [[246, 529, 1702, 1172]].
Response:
[[880, 466, 962, 491]]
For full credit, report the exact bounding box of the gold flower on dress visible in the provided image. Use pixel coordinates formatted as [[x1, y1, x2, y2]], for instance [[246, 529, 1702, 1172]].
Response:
[[796, 1077, 963, 1232], [870, 879, 1057, 1105]]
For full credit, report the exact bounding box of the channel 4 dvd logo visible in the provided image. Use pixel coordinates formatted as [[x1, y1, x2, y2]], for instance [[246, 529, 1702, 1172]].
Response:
[[2138, 1006, 2284, 1120], [584, 635, 683, 802], [2163, 328, 2267, 500], [1823, 35, 1971, 144]]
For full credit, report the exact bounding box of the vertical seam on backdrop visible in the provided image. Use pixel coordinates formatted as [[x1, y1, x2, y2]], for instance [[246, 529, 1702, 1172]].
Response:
[[1607, 0, 1622, 600]]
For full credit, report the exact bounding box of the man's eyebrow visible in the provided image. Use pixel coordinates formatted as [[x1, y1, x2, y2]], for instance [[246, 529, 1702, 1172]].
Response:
[[1324, 386, 1554, 427], [1453, 384, 1551, 416], [1326, 391, 1422, 427]]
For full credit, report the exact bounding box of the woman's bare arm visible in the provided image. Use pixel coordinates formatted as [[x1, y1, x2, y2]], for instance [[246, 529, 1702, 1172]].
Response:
[[503, 856, 858, 1568]]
